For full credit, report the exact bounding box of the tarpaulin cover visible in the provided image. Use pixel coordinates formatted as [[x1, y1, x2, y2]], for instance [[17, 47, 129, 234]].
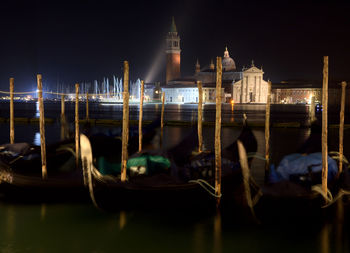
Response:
[[269, 152, 338, 183], [98, 155, 170, 176]]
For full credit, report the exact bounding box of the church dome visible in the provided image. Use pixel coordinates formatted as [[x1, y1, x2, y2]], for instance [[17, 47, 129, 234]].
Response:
[[222, 47, 236, 71]]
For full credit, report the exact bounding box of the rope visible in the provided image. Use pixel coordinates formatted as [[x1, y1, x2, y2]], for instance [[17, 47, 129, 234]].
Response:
[[249, 177, 263, 207], [188, 179, 222, 198], [329, 151, 349, 165], [0, 91, 35, 95], [56, 146, 76, 157], [311, 184, 334, 206], [321, 188, 350, 208], [247, 153, 266, 161]]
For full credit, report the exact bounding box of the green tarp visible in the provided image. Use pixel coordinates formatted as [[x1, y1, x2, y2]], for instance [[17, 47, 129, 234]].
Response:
[[98, 155, 170, 176]]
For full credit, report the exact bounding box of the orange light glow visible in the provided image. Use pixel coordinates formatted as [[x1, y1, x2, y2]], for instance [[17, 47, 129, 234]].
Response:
[[230, 100, 234, 104]]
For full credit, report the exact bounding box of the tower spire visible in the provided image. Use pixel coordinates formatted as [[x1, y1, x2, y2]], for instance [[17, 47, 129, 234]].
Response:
[[224, 46, 229, 58], [170, 16, 177, 33], [195, 59, 200, 73]]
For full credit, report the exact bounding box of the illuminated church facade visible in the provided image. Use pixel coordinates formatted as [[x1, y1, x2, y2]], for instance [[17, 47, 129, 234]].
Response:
[[232, 63, 269, 103], [162, 18, 269, 104]]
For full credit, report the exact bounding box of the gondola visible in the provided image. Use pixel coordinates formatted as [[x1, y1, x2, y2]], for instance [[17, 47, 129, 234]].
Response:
[[246, 121, 347, 222], [0, 139, 85, 202], [80, 123, 259, 212], [0, 119, 160, 202]]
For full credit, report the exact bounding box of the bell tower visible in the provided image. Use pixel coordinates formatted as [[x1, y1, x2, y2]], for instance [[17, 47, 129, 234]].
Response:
[[166, 17, 181, 84]]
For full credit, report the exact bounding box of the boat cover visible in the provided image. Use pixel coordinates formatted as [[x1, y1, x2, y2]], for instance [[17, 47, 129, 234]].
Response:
[[97, 155, 170, 177], [269, 152, 338, 183]]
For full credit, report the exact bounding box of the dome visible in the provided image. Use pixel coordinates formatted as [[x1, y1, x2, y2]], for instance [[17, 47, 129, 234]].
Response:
[[222, 47, 236, 71]]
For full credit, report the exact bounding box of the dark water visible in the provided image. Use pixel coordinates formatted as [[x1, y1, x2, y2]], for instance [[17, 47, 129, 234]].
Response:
[[0, 102, 349, 252]]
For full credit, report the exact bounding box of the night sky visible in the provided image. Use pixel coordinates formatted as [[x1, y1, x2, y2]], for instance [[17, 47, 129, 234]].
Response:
[[0, 0, 349, 91]]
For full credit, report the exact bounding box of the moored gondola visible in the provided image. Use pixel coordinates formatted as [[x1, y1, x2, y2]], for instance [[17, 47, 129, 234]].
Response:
[[81, 124, 259, 212], [0, 119, 161, 202], [238, 124, 350, 223], [0, 139, 85, 202]]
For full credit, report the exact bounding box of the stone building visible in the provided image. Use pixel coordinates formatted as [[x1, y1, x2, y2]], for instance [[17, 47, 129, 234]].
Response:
[[193, 47, 242, 96], [162, 80, 224, 103], [233, 62, 269, 103], [271, 80, 350, 107], [272, 81, 321, 104]]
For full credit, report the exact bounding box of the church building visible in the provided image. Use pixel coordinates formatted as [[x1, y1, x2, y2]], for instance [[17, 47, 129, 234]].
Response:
[[162, 17, 269, 104], [232, 62, 269, 103]]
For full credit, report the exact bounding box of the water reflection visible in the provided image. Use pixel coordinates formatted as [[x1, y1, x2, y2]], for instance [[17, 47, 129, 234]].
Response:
[[193, 223, 205, 253], [41, 204, 47, 221], [230, 103, 235, 122], [34, 132, 41, 146], [6, 205, 15, 240], [320, 223, 330, 253], [119, 211, 127, 230], [335, 200, 344, 253], [35, 101, 40, 118], [213, 213, 222, 253], [60, 116, 69, 140]]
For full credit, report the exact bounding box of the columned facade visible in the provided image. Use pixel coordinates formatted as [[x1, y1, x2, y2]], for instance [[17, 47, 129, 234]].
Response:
[[233, 64, 268, 103]]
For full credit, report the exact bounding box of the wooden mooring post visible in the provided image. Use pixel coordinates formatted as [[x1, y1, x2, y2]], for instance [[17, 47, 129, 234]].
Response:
[[197, 81, 203, 152], [9, 78, 14, 144], [37, 74, 47, 179], [322, 56, 329, 198], [75, 84, 80, 167], [60, 94, 66, 140], [160, 91, 165, 146], [121, 61, 129, 182], [215, 56, 222, 206], [138, 80, 144, 152], [86, 91, 89, 121], [339, 81, 347, 174], [310, 95, 316, 123], [264, 80, 271, 180], [61, 94, 65, 118]]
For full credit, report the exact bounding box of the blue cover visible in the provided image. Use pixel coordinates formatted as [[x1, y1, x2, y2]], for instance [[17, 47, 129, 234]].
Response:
[[269, 153, 338, 183]]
